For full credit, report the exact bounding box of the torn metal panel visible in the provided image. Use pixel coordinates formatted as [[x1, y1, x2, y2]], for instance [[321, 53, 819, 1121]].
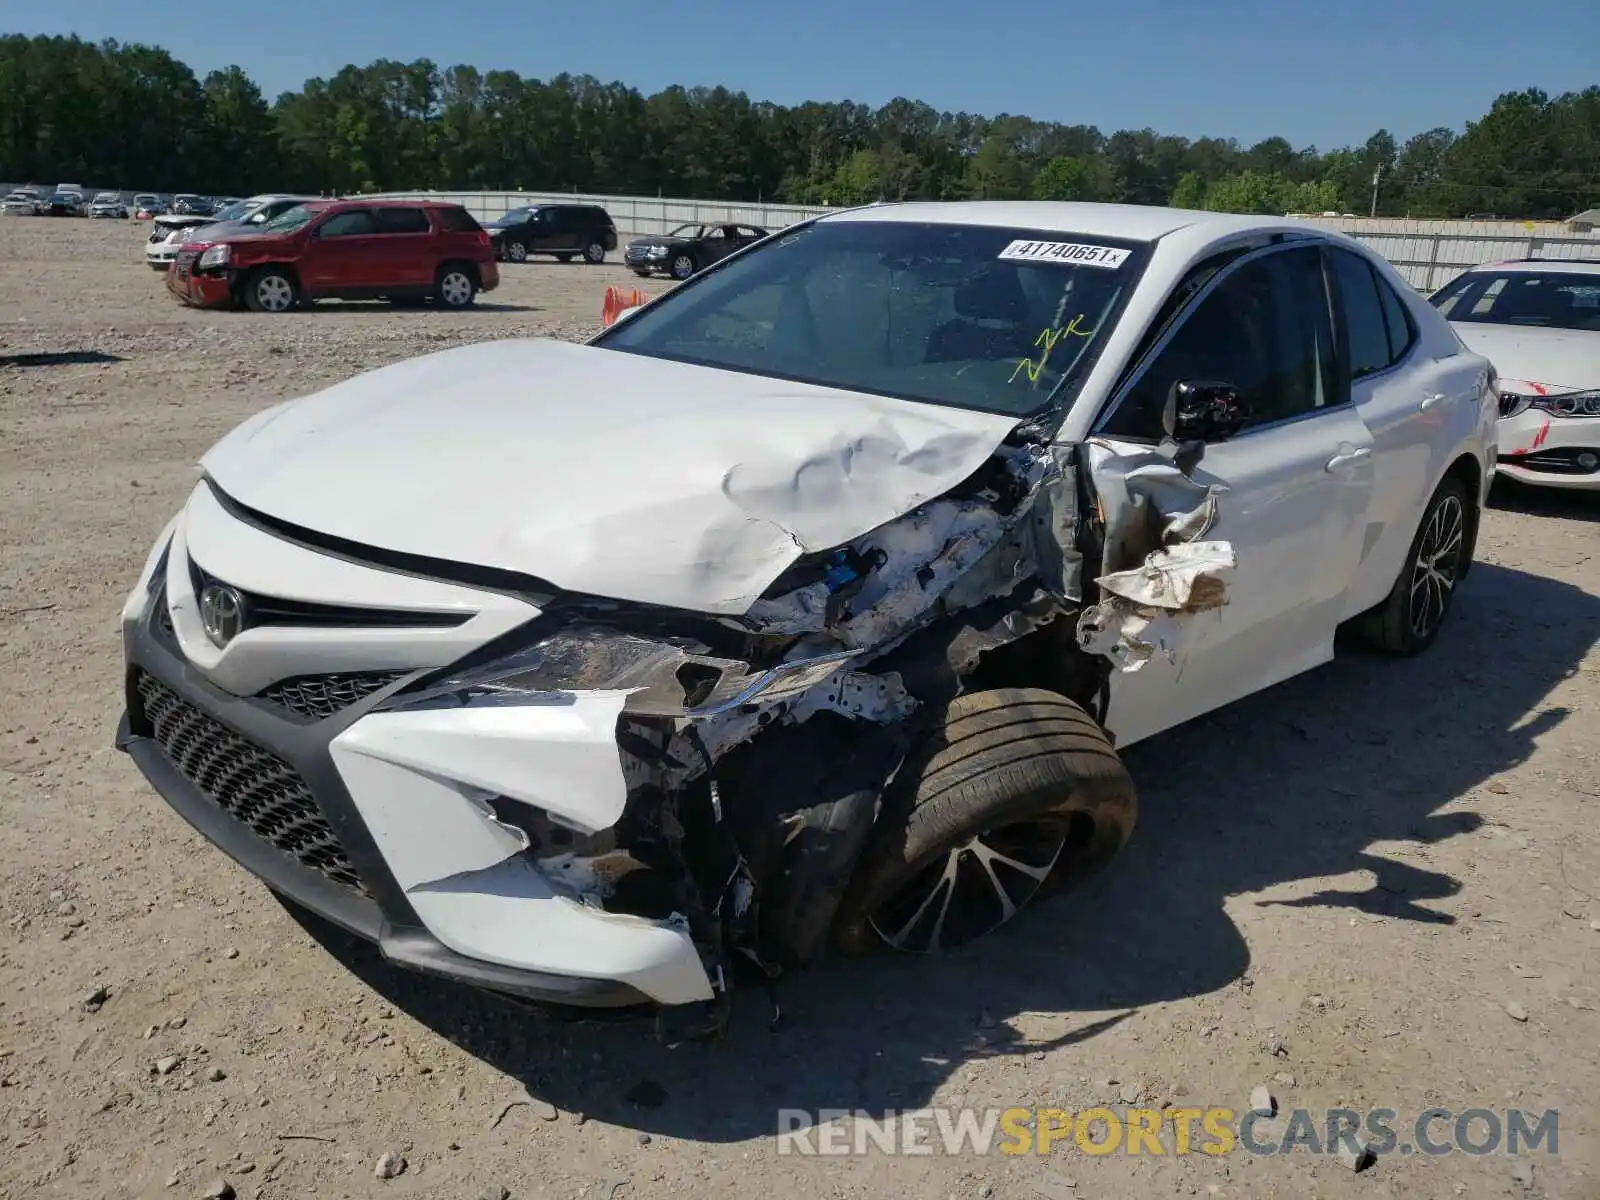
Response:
[[1096, 541, 1235, 612], [1084, 438, 1226, 574], [1076, 441, 1237, 674]]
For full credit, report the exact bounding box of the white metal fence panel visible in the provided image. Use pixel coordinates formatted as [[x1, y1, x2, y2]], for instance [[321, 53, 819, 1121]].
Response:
[[356, 189, 831, 238], [1291, 216, 1600, 290], [354, 190, 1600, 290]]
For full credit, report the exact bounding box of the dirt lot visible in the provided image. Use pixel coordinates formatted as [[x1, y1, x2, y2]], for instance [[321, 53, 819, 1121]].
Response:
[[1, 215, 1598, 1200]]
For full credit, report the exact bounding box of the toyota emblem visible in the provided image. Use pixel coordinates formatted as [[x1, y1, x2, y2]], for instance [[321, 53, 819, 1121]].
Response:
[[198, 583, 246, 647]]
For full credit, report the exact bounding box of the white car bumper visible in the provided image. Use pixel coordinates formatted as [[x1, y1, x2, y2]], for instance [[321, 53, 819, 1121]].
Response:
[[146, 238, 183, 265], [115, 482, 714, 1008], [1496, 409, 1600, 491]]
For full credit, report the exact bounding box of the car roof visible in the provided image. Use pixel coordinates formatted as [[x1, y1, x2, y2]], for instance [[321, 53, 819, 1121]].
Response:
[[816, 200, 1317, 243], [1459, 258, 1600, 277], [242, 193, 319, 203]]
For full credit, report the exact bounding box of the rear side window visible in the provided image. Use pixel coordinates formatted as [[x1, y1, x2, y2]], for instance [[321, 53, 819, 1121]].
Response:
[[1328, 248, 1392, 379], [373, 206, 431, 234], [436, 207, 482, 234], [1376, 273, 1416, 361]]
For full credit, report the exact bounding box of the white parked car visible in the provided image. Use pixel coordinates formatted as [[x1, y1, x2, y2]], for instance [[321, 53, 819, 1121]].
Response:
[[2, 189, 42, 215], [89, 192, 130, 218], [144, 195, 316, 269], [117, 202, 1495, 1027], [1429, 258, 1600, 491]]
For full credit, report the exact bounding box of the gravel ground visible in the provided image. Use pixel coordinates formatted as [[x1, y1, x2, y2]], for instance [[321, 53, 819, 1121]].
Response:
[[2, 215, 1598, 1200]]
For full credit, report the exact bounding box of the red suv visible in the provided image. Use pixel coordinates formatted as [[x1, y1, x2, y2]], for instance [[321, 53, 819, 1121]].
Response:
[[168, 199, 500, 313]]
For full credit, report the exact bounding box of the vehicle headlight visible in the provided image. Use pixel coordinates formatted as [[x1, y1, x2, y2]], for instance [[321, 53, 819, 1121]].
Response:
[[385, 623, 859, 717], [198, 244, 230, 269], [647, 245, 668, 258], [1501, 388, 1600, 418], [1535, 389, 1600, 417]]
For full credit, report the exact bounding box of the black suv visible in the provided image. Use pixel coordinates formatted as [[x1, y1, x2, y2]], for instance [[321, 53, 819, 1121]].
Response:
[[484, 204, 618, 264]]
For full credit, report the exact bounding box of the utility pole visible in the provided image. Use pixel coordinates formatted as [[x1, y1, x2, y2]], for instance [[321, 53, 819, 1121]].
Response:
[[1370, 164, 1383, 218]]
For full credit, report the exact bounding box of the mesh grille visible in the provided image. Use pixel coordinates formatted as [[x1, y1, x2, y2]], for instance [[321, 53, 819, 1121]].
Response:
[[135, 672, 367, 894], [258, 672, 408, 721]]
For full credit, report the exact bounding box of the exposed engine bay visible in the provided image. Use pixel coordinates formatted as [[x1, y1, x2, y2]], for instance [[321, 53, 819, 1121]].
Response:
[[449, 424, 1235, 1038]]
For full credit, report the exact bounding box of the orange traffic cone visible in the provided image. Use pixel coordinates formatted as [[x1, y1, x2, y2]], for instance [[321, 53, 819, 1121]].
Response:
[[602, 286, 651, 326]]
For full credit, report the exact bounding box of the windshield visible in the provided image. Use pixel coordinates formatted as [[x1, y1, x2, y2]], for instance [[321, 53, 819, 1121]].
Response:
[[209, 200, 254, 223], [257, 204, 318, 234], [597, 220, 1148, 418], [1431, 269, 1600, 332], [94, 193, 118, 203]]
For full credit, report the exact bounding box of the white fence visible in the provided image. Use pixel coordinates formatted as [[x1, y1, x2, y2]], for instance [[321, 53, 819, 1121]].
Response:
[[358, 189, 830, 240], [359, 190, 1600, 291], [1290, 216, 1600, 291]]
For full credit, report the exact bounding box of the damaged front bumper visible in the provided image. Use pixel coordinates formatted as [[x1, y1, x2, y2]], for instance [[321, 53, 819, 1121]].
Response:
[[117, 588, 715, 1009]]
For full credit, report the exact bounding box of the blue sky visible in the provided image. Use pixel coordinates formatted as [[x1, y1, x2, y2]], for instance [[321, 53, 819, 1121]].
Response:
[[8, 0, 1597, 149]]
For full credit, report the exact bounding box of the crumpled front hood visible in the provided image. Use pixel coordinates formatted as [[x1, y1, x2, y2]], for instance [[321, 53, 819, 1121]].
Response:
[[1450, 323, 1599, 391], [201, 339, 1021, 614]]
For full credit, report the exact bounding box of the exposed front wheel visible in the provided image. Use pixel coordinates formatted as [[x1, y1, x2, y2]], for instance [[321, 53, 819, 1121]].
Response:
[[435, 266, 478, 309], [244, 268, 298, 314], [833, 688, 1137, 956], [584, 240, 606, 264], [1358, 475, 1472, 655]]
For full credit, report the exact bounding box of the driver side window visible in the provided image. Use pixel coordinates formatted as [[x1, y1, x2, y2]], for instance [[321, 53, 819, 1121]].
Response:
[[1104, 246, 1338, 440]]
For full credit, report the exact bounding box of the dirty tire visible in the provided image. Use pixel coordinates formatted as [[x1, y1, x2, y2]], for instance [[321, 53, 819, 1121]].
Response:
[[244, 268, 298, 314], [1358, 474, 1472, 656], [832, 688, 1136, 957]]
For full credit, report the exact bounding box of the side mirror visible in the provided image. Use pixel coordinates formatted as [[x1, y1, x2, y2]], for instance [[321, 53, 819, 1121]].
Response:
[[1164, 379, 1249, 444]]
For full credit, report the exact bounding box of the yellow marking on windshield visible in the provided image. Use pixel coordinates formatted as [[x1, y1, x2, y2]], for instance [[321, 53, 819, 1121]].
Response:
[[1008, 313, 1097, 385]]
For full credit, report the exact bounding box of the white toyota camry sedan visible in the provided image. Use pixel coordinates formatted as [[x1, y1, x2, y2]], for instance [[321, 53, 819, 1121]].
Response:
[[116, 202, 1496, 1032], [1428, 257, 1600, 491]]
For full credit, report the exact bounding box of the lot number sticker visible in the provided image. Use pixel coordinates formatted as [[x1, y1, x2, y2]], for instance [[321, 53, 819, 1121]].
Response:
[[998, 240, 1130, 269]]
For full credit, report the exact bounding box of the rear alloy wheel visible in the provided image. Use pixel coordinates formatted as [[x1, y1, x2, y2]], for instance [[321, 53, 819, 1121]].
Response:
[[506, 240, 528, 263], [670, 253, 696, 280], [584, 239, 606, 264], [832, 688, 1137, 956], [436, 267, 478, 309], [1358, 475, 1471, 655], [245, 269, 297, 314]]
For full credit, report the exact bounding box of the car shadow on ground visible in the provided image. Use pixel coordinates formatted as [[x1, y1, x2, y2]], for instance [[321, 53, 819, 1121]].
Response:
[[0, 350, 126, 367], [285, 560, 1597, 1143], [1488, 476, 1600, 523]]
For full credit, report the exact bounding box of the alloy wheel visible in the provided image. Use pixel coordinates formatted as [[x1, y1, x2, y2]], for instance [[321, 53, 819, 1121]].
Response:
[[439, 271, 474, 307], [585, 241, 605, 263], [671, 255, 695, 280], [867, 816, 1074, 953], [1408, 493, 1464, 639], [507, 241, 528, 262], [255, 275, 294, 313]]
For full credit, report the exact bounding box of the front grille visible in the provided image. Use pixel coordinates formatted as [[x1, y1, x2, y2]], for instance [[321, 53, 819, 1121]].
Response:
[[135, 671, 367, 894], [258, 671, 409, 721]]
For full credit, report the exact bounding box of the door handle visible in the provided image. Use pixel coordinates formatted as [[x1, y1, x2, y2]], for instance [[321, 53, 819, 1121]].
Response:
[[1325, 447, 1372, 473], [1420, 392, 1447, 411]]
